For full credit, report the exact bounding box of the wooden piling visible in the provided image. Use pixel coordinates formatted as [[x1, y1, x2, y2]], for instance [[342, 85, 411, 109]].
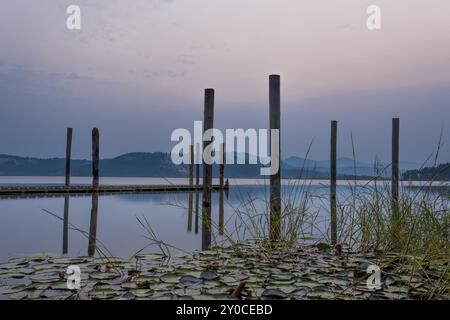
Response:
[[392, 118, 400, 204], [391, 118, 400, 248], [65, 128, 73, 187], [90, 129, 100, 256], [269, 75, 281, 241], [92, 128, 100, 189], [202, 88, 214, 250], [330, 120, 338, 245]]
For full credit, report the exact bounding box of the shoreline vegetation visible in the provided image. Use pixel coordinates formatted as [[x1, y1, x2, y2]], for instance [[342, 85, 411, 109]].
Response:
[[0, 179, 448, 300]]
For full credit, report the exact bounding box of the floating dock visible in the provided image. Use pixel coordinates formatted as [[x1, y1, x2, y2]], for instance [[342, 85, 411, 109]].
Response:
[[0, 184, 228, 198]]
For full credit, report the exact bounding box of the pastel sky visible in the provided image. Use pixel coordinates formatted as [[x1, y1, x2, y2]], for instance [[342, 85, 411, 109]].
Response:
[[0, 0, 449, 163]]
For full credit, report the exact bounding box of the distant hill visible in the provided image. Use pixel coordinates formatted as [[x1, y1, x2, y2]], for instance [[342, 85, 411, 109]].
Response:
[[403, 163, 450, 181], [0, 153, 184, 177], [0, 152, 420, 179]]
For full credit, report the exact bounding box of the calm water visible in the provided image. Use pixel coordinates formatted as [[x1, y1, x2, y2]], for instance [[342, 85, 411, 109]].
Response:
[[0, 177, 446, 262]]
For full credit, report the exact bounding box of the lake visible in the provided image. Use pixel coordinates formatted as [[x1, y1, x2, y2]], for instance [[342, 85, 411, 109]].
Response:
[[0, 176, 446, 262]]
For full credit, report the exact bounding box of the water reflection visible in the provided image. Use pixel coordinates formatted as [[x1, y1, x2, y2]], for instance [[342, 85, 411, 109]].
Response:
[[62, 195, 69, 254], [195, 192, 199, 234], [187, 192, 193, 232], [88, 193, 99, 257], [0, 183, 344, 262], [219, 190, 224, 235]]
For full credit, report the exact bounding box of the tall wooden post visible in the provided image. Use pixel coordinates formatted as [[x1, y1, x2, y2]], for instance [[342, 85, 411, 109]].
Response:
[[392, 118, 400, 204], [269, 75, 281, 241], [195, 143, 200, 186], [219, 143, 225, 189], [202, 88, 214, 250], [92, 128, 100, 189], [65, 128, 73, 187], [330, 120, 338, 245], [391, 118, 400, 248]]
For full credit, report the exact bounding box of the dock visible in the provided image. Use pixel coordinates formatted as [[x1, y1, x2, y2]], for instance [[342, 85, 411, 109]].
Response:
[[0, 184, 228, 198]]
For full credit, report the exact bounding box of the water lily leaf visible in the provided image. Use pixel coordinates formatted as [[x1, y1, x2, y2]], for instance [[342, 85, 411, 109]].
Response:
[[135, 253, 166, 260], [120, 292, 136, 300], [230, 273, 249, 281], [89, 288, 119, 300], [294, 281, 321, 289], [307, 290, 336, 299], [160, 274, 181, 284], [151, 283, 174, 291], [89, 271, 121, 280], [130, 288, 153, 297], [26, 283, 50, 291], [8, 258, 29, 265], [30, 272, 61, 283], [176, 270, 202, 278], [261, 289, 288, 299], [221, 276, 240, 286], [38, 289, 74, 300], [30, 253, 59, 262], [50, 281, 77, 291], [192, 294, 232, 300], [27, 290, 44, 299], [134, 275, 160, 287], [0, 262, 27, 269], [0, 284, 27, 294], [201, 271, 219, 281], [205, 287, 233, 295], [0, 272, 27, 279], [121, 282, 138, 290], [179, 275, 202, 285], [10, 291, 28, 300], [14, 268, 35, 275], [33, 263, 67, 271], [49, 257, 89, 265], [267, 285, 298, 294], [270, 279, 296, 286]]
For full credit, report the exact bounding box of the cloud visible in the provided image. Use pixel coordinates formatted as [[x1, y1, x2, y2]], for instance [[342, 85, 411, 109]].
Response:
[[142, 69, 187, 78]]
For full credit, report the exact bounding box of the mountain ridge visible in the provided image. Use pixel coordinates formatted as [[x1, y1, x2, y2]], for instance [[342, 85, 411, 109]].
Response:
[[0, 152, 421, 179]]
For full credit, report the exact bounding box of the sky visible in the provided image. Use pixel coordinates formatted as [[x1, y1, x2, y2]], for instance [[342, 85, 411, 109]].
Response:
[[0, 0, 449, 164]]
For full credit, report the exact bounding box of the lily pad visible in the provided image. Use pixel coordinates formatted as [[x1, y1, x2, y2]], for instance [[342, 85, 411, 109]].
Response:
[[0, 284, 27, 294], [89, 288, 119, 300], [130, 288, 153, 297], [179, 275, 202, 285], [89, 271, 121, 280], [261, 289, 288, 299], [160, 274, 181, 284], [201, 271, 219, 281]]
